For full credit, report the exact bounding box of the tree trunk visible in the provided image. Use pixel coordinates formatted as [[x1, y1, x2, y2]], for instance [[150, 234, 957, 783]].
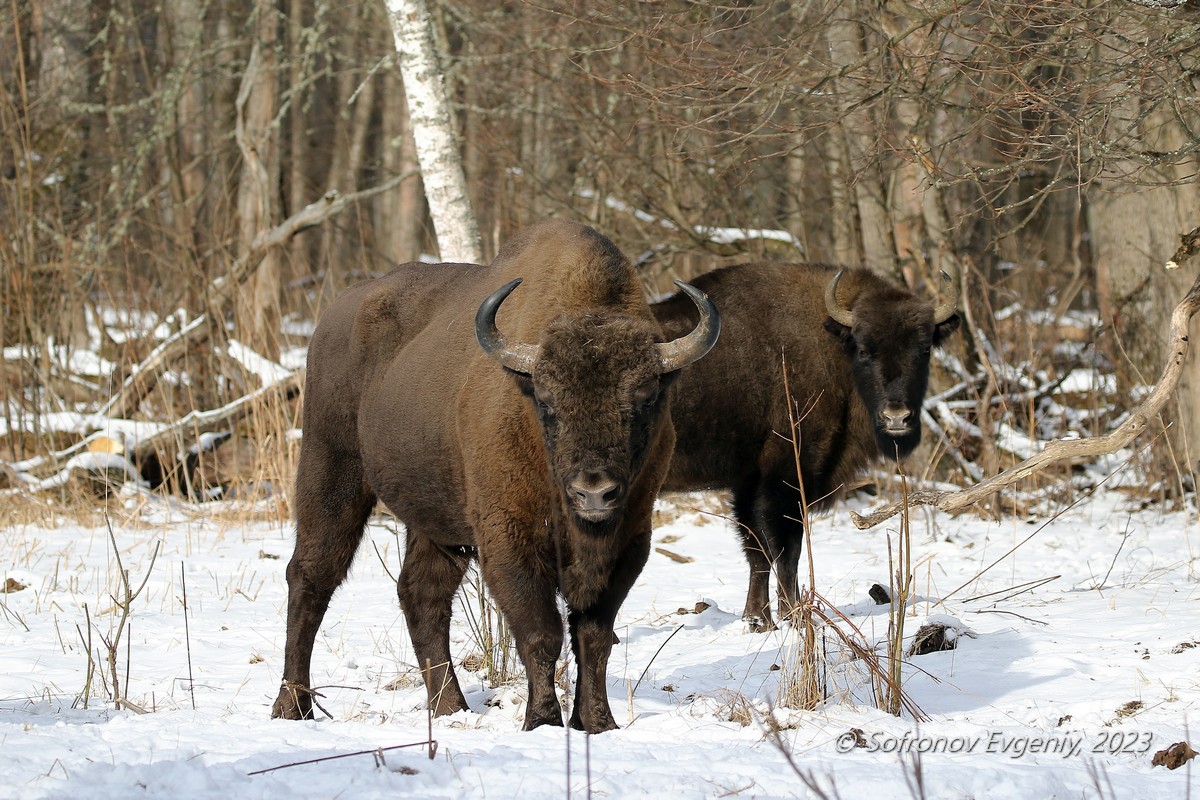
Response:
[[316, 2, 373, 288], [235, 0, 282, 361], [285, 0, 310, 285], [376, 63, 425, 266], [827, 7, 896, 276], [1090, 39, 1200, 492], [386, 0, 482, 264]]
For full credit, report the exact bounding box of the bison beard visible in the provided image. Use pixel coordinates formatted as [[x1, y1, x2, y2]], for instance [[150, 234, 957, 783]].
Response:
[[653, 263, 958, 631], [272, 220, 718, 733]]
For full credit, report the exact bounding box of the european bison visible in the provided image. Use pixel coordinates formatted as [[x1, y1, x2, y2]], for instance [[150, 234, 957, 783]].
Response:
[[652, 262, 959, 630], [272, 220, 719, 733]]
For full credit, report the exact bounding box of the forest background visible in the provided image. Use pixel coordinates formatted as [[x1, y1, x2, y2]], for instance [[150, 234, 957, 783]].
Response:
[[4, 0, 1200, 506]]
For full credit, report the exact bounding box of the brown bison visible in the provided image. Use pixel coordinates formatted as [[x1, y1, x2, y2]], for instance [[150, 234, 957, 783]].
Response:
[[652, 262, 958, 631], [271, 220, 719, 733]]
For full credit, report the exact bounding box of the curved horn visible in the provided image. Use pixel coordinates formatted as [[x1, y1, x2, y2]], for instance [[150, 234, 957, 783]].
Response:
[[475, 278, 540, 375], [657, 280, 721, 373], [824, 270, 856, 327], [933, 270, 959, 325]]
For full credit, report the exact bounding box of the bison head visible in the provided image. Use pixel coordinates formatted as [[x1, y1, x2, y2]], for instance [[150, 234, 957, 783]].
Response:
[[823, 270, 960, 459], [476, 279, 719, 528]]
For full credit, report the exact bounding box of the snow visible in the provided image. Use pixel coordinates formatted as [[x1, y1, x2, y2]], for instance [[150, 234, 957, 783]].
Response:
[[225, 340, 293, 387], [2, 488, 1197, 798], [576, 188, 803, 252]]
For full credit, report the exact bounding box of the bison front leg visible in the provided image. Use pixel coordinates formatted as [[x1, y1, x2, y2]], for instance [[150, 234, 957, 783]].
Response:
[[481, 560, 565, 730], [566, 607, 620, 733], [566, 535, 649, 734], [397, 532, 472, 718], [273, 446, 376, 720]]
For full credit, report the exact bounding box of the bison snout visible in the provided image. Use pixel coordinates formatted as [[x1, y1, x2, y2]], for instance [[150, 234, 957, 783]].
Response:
[[567, 470, 624, 519], [880, 403, 913, 435]]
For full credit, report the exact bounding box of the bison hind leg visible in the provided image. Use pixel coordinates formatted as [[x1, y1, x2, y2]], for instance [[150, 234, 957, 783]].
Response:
[[274, 447, 377, 720], [754, 473, 806, 624], [731, 486, 778, 632]]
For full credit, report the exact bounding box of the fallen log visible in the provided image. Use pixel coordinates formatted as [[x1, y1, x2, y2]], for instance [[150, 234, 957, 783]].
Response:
[[3, 370, 303, 494]]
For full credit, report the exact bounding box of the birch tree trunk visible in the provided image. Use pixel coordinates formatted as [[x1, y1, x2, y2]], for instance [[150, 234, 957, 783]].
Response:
[[386, 0, 482, 265]]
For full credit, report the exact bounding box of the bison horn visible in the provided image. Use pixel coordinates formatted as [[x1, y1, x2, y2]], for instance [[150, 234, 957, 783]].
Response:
[[656, 280, 721, 373], [475, 278, 540, 375], [933, 270, 959, 325], [824, 270, 856, 327]]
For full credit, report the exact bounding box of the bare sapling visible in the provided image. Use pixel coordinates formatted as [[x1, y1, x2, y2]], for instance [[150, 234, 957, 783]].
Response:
[[778, 358, 823, 710], [884, 459, 914, 717], [96, 514, 161, 712], [460, 566, 517, 687]]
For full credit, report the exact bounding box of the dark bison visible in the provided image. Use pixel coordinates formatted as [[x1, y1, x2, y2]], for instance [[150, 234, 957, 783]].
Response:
[[272, 220, 719, 733], [652, 262, 958, 630]]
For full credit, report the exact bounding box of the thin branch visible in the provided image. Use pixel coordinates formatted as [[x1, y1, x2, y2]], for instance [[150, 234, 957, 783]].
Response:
[[247, 740, 438, 776]]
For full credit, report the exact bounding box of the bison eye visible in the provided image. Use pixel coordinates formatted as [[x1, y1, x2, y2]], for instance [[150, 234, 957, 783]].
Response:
[[632, 381, 658, 408]]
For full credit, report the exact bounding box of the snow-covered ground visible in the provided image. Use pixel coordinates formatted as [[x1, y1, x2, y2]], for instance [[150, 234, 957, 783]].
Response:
[[1, 487, 1197, 799]]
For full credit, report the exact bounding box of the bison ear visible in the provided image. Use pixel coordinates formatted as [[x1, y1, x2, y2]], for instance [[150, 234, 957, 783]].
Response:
[[510, 371, 536, 399], [933, 313, 961, 347], [823, 315, 852, 344]]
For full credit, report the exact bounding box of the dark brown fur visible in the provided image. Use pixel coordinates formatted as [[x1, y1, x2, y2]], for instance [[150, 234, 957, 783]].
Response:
[[272, 220, 713, 733], [653, 262, 959, 630]]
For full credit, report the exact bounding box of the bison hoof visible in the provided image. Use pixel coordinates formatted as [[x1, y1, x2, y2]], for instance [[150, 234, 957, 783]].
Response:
[[522, 712, 565, 731], [569, 705, 619, 734], [271, 683, 315, 720], [744, 614, 777, 634]]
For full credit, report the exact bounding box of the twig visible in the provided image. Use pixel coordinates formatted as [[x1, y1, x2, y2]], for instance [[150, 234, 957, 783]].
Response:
[[427, 705, 436, 760], [247, 740, 438, 776], [961, 575, 1061, 604], [970, 609, 1049, 626], [632, 624, 685, 695], [1093, 515, 1135, 591], [0, 594, 29, 632], [180, 563, 196, 710]]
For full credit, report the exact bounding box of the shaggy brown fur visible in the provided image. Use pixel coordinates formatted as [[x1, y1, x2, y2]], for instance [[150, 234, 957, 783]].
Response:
[[272, 220, 717, 733], [653, 262, 959, 630]]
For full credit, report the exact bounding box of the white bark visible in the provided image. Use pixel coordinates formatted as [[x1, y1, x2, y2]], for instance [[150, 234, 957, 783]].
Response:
[[386, 0, 482, 264]]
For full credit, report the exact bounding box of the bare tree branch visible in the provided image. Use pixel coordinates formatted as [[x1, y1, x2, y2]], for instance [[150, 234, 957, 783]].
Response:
[[853, 267, 1200, 529]]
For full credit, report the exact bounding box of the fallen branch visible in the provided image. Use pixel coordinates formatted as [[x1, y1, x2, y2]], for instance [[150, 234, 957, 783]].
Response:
[[100, 171, 414, 418], [128, 369, 303, 465], [853, 267, 1200, 529], [3, 370, 303, 492]]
